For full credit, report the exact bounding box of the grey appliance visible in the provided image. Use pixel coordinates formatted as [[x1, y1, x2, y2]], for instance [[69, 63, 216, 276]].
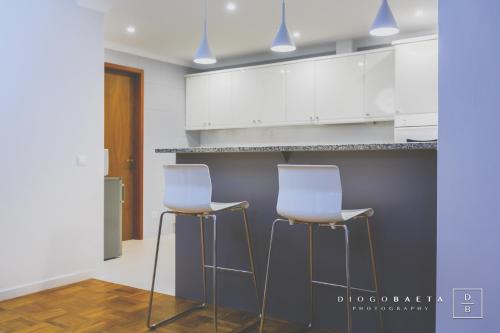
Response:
[[104, 177, 123, 260]]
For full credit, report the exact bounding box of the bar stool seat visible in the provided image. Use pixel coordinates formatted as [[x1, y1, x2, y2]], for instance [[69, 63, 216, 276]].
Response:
[[210, 201, 250, 212], [259, 165, 383, 333], [341, 208, 374, 221], [147, 165, 260, 333], [170, 201, 250, 214], [283, 208, 374, 224]]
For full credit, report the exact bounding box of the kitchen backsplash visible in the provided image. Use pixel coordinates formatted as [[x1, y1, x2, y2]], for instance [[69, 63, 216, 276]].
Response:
[[199, 121, 394, 146]]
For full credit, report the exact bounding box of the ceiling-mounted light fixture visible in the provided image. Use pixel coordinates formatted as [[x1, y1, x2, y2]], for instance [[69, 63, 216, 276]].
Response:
[[370, 0, 399, 37], [226, 2, 237, 12], [194, 0, 216, 64], [271, 0, 296, 52]]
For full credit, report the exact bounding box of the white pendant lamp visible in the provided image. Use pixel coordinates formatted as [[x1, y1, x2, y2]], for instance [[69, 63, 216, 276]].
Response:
[[271, 0, 296, 52], [370, 0, 400, 37], [194, 0, 216, 64]]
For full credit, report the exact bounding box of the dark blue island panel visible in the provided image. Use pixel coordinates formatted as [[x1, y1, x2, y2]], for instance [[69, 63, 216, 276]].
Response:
[[173, 150, 437, 333]]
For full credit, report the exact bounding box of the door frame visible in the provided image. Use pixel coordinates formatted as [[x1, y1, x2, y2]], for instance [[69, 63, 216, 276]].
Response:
[[105, 62, 144, 240]]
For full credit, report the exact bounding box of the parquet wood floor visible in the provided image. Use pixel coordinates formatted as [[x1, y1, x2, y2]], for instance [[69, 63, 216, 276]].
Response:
[[0, 279, 335, 333]]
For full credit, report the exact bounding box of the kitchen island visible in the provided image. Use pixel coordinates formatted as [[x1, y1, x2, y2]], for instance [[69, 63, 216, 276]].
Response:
[[156, 143, 437, 333]]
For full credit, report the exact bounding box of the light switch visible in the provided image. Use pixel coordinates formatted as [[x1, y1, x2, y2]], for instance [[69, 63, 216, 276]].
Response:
[[76, 155, 89, 167]]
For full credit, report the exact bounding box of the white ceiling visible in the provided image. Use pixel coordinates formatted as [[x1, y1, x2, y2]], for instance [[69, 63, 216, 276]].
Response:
[[85, 0, 438, 67]]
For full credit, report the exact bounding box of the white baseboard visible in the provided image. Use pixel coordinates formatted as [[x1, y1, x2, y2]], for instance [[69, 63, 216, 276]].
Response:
[[0, 270, 93, 301]]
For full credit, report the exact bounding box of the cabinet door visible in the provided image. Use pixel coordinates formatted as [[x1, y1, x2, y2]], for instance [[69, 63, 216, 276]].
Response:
[[231, 69, 257, 126], [207, 72, 232, 127], [315, 55, 365, 122], [286, 62, 315, 123], [364, 50, 395, 118], [395, 39, 438, 114], [186, 76, 209, 129], [254, 66, 286, 125]]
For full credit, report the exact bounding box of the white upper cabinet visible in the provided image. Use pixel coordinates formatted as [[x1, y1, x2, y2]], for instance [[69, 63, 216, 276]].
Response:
[[185, 44, 437, 130], [186, 75, 209, 129], [364, 50, 395, 118], [285, 62, 315, 123], [395, 38, 438, 114], [186, 73, 232, 129], [207, 72, 232, 127], [254, 66, 286, 125], [230, 69, 257, 126], [315, 55, 365, 122]]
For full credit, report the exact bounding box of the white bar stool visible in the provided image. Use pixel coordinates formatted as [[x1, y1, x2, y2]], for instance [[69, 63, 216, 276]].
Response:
[[259, 165, 383, 333], [147, 164, 261, 332]]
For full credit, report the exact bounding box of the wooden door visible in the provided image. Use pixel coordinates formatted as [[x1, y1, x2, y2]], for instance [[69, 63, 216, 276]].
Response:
[[105, 64, 143, 241]]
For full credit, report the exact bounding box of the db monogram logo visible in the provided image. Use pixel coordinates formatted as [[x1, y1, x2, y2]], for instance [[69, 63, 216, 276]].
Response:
[[453, 288, 483, 319]]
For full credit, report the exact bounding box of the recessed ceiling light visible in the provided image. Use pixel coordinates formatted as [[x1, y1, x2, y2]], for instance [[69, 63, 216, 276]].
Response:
[[226, 2, 237, 11], [126, 26, 136, 34], [415, 9, 424, 17], [293, 31, 301, 38]]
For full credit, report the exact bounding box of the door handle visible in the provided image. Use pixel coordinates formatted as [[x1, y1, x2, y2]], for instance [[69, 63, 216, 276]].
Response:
[[127, 157, 135, 170], [121, 183, 125, 204]]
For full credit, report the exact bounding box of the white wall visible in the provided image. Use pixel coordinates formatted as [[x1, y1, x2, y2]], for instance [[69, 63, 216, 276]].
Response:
[[437, 1, 500, 331], [104, 50, 198, 238], [200, 122, 394, 146], [0, 1, 104, 300]]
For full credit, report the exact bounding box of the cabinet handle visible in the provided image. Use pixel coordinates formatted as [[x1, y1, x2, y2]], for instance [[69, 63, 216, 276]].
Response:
[[258, 120, 262, 123], [315, 116, 319, 120], [309, 116, 313, 121], [365, 113, 370, 117]]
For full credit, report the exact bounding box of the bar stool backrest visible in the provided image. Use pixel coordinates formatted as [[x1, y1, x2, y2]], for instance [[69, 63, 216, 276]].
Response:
[[277, 165, 343, 223], [163, 164, 212, 213]]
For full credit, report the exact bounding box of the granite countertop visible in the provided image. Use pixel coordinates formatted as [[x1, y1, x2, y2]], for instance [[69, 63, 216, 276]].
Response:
[[155, 142, 437, 153]]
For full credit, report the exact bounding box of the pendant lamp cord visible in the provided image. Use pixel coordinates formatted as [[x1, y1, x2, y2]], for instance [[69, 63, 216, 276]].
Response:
[[204, 0, 208, 35], [281, 0, 286, 24]]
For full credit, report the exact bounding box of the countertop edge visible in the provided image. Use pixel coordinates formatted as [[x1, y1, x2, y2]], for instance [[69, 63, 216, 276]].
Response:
[[155, 142, 437, 154]]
